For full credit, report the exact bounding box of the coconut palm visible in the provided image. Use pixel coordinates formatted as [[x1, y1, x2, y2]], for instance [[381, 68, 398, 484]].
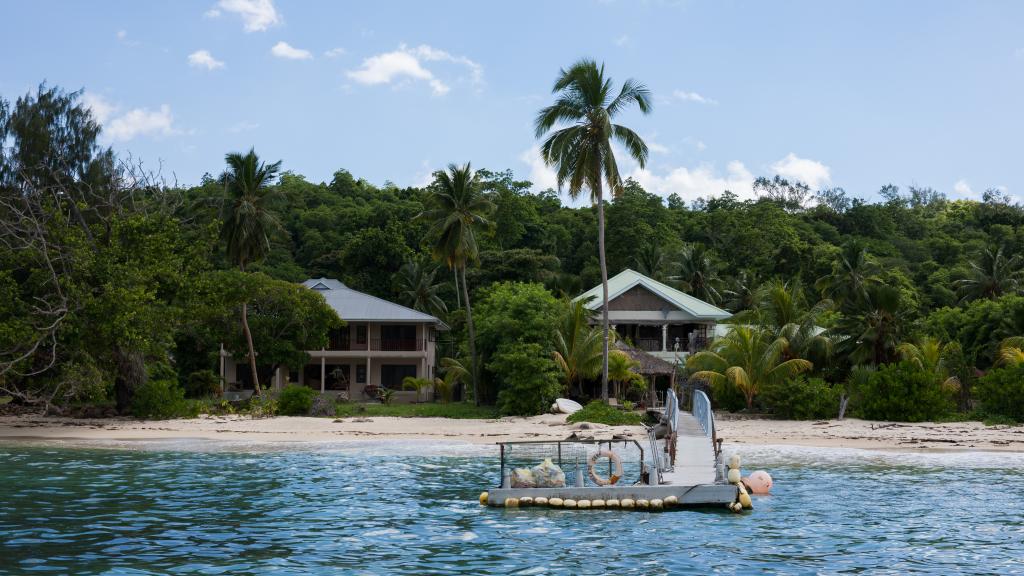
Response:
[[418, 163, 494, 404], [552, 298, 604, 397], [220, 148, 283, 395], [833, 283, 906, 367], [896, 337, 962, 393], [434, 357, 472, 403], [687, 325, 813, 410], [671, 244, 724, 305], [996, 336, 1024, 367], [742, 279, 833, 365], [535, 58, 652, 403], [815, 242, 881, 306], [396, 257, 448, 318], [723, 270, 762, 313], [634, 243, 666, 281], [954, 246, 1023, 303], [607, 349, 640, 400]]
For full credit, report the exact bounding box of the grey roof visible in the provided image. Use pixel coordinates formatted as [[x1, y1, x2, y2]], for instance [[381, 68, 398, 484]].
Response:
[[574, 268, 731, 321], [302, 278, 448, 328]]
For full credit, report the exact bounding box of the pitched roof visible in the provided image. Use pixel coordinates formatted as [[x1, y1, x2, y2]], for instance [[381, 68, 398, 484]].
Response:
[[573, 268, 731, 321], [614, 340, 677, 375], [302, 278, 447, 328]]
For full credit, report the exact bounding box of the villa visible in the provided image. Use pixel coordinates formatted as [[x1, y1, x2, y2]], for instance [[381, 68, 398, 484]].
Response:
[[574, 269, 731, 365], [221, 278, 447, 402]]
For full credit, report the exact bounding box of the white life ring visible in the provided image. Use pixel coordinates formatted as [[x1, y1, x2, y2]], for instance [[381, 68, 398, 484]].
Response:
[[588, 449, 624, 486]]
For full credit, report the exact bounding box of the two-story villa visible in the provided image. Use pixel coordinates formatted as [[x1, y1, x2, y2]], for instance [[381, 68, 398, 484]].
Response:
[[222, 278, 447, 401]]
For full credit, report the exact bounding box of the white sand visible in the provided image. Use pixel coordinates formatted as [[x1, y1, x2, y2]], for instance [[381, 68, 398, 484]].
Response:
[[0, 414, 1020, 452]]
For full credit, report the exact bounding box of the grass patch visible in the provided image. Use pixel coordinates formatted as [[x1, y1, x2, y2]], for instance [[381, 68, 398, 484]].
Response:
[[566, 401, 643, 426], [334, 402, 500, 419]]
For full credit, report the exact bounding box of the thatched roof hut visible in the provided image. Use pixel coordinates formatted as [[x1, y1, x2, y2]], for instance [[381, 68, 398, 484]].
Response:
[[613, 340, 677, 376]]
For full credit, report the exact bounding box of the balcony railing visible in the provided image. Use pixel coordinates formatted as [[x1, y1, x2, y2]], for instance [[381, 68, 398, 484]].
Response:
[[635, 338, 663, 352], [324, 338, 425, 352]]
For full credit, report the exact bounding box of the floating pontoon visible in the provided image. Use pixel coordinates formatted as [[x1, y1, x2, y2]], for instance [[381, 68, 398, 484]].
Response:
[[481, 390, 749, 512]]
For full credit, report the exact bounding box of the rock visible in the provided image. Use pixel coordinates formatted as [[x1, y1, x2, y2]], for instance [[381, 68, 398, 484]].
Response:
[[577, 423, 593, 430], [309, 394, 337, 417]]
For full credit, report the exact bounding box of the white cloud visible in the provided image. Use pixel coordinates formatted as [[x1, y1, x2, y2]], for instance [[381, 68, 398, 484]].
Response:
[[211, 0, 280, 32], [953, 178, 975, 198], [519, 146, 558, 191], [769, 153, 831, 189], [229, 121, 260, 133], [324, 47, 346, 58], [645, 133, 669, 154], [83, 93, 177, 143], [346, 44, 483, 95], [271, 41, 312, 60], [188, 49, 225, 70], [614, 34, 629, 46], [629, 161, 756, 202], [695, 140, 707, 152], [673, 90, 717, 105], [116, 29, 127, 40]]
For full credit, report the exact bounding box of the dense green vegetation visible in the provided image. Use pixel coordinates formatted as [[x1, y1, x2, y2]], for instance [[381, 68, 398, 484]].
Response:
[[2, 80, 1024, 423], [567, 401, 643, 426]]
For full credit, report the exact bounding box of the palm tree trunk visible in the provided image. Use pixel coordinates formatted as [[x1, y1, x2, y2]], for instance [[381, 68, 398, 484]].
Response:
[[460, 265, 480, 405], [597, 182, 610, 403], [239, 262, 262, 397]]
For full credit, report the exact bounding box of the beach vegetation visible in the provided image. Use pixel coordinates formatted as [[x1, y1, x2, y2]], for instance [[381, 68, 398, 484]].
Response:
[[975, 364, 1024, 423], [566, 400, 643, 426], [278, 383, 316, 416]]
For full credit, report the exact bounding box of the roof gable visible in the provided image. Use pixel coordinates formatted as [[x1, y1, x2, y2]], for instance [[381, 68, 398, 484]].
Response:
[[301, 278, 447, 327], [573, 269, 731, 321]]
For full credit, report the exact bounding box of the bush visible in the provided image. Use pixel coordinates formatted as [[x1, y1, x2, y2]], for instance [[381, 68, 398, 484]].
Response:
[[762, 377, 840, 420], [247, 396, 278, 418], [858, 361, 955, 422], [185, 370, 220, 398], [278, 384, 316, 416], [567, 401, 643, 426], [490, 342, 562, 416], [975, 365, 1024, 423], [131, 379, 197, 419], [309, 393, 336, 417]]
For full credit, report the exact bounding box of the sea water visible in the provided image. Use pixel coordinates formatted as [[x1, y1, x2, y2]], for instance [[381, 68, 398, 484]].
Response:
[[0, 441, 1022, 575]]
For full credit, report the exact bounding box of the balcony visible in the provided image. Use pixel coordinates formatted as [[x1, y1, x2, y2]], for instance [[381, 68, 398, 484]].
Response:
[[324, 338, 425, 352]]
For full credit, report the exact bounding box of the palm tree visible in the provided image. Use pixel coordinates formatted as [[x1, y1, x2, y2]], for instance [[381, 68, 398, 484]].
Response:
[[815, 242, 880, 306], [996, 336, 1024, 367], [634, 243, 666, 281], [396, 257, 448, 318], [687, 326, 812, 410], [220, 148, 283, 396], [607, 349, 640, 400], [671, 244, 724, 305], [896, 337, 962, 393], [954, 246, 1023, 303], [435, 357, 472, 403], [418, 163, 494, 405], [833, 283, 906, 367], [742, 279, 833, 365], [723, 270, 761, 313], [552, 298, 604, 397], [535, 59, 652, 403]]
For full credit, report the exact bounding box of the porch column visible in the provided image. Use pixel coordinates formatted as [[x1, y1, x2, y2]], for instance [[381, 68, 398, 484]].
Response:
[[320, 350, 326, 393], [661, 324, 668, 352], [367, 356, 372, 388], [218, 343, 225, 382]]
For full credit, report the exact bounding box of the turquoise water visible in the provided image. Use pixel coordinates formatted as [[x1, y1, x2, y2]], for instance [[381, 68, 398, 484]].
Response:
[[1, 442, 1023, 575]]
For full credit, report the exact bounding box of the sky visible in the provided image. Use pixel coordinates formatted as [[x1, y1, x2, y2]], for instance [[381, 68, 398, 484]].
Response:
[[3, 0, 1023, 205]]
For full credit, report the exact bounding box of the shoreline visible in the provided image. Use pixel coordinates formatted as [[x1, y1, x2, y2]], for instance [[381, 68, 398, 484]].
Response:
[[0, 414, 1021, 453]]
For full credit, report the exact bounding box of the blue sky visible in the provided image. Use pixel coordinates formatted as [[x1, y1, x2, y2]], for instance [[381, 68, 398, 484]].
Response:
[[3, 0, 1022, 204]]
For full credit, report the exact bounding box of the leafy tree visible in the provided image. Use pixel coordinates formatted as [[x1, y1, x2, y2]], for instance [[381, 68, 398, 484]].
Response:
[[535, 58, 652, 403], [687, 326, 812, 410], [419, 163, 494, 404], [833, 284, 908, 366], [858, 361, 955, 422], [895, 337, 962, 393], [490, 342, 562, 415], [815, 242, 881, 306], [975, 364, 1024, 422], [996, 336, 1024, 367], [219, 149, 283, 395]]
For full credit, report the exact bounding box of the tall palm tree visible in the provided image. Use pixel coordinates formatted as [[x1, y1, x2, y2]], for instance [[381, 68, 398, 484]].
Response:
[[418, 163, 493, 404], [741, 279, 833, 365], [535, 59, 652, 403], [634, 243, 666, 281], [815, 242, 880, 306], [220, 148, 283, 396], [723, 270, 761, 313], [671, 244, 724, 305], [687, 326, 812, 410], [954, 246, 1023, 303], [552, 298, 604, 397], [833, 283, 906, 367], [396, 257, 448, 318]]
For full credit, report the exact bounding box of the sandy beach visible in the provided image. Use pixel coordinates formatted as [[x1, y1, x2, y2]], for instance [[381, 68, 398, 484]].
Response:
[[0, 413, 1021, 452]]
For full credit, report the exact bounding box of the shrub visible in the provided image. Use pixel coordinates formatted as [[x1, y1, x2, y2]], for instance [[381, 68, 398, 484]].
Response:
[[762, 377, 840, 420], [278, 384, 316, 416], [975, 365, 1024, 423], [567, 401, 643, 426], [131, 379, 197, 419], [309, 393, 336, 417], [185, 370, 221, 398], [858, 361, 955, 422], [247, 396, 278, 418], [490, 342, 562, 416]]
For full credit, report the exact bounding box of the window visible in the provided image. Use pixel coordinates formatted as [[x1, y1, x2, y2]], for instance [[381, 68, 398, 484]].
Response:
[[380, 364, 417, 389], [356, 364, 367, 384]]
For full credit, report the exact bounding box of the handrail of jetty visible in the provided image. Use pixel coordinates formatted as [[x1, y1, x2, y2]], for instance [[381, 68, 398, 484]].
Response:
[[691, 389, 720, 457]]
